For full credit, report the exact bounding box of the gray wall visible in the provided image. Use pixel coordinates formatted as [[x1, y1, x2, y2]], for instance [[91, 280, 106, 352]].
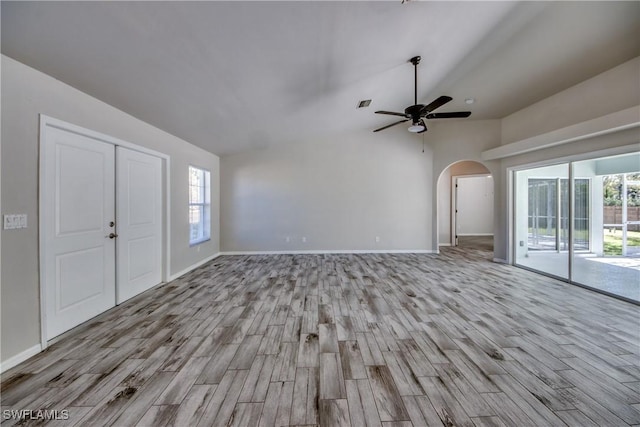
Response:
[[428, 120, 502, 253], [1, 56, 220, 363], [501, 57, 640, 145], [221, 128, 433, 252], [220, 119, 503, 255], [220, 58, 639, 262]]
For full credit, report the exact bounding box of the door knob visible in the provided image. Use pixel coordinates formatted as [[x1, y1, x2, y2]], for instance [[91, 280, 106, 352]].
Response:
[[108, 233, 118, 239]]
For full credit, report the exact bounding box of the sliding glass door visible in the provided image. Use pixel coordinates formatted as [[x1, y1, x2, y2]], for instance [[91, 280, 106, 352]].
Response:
[[514, 153, 639, 303], [515, 164, 569, 279], [571, 155, 640, 301]]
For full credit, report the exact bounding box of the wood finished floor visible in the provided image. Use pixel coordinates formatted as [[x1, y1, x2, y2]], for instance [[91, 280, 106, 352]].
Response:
[[2, 245, 640, 426]]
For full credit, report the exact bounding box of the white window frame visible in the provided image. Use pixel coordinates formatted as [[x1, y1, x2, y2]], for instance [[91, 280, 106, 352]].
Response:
[[189, 165, 211, 245]]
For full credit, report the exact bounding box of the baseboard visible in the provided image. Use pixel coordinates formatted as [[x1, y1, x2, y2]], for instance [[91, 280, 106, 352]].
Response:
[[170, 250, 438, 277], [493, 258, 508, 264], [168, 252, 221, 281], [0, 344, 42, 374], [438, 243, 452, 247], [456, 234, 494, 237], [220, 249, 437, 255]]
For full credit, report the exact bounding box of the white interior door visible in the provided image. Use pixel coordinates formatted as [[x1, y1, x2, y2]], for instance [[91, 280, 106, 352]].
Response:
[[116, 147, 163, 303], [454, 176, 494, 243], [43, 128, 116, 339]]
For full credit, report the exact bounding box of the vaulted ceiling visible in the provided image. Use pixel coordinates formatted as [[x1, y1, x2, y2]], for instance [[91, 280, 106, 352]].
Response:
[[2, 1, 639, 156]]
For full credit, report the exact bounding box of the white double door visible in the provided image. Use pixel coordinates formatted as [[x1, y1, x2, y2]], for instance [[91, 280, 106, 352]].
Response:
[[43, 127, 162, 339]]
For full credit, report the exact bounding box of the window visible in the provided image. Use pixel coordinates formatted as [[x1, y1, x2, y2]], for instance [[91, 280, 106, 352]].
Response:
[[189, 166, 210, 245]]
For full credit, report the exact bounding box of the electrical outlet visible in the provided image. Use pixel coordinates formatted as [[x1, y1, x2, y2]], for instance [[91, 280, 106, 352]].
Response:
[[375, 236, 380, 243], [3, 214, 27, 230], [302, 236, 307, 243], [285, 236, 290, 243], [519, 240, 524, 247]]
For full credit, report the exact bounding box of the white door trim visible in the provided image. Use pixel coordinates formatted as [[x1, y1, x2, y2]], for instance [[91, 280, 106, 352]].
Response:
[[38, 114, 171, 350]]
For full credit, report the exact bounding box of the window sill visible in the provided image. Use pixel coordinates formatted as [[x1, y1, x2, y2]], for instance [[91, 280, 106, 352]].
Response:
[[190, 238, 211, 247]]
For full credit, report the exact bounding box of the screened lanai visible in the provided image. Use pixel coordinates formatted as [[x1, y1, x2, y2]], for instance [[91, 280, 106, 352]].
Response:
[[514, 152, 640, 302]]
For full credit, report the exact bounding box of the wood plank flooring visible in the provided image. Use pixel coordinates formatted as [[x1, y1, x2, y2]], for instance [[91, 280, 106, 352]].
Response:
[[2, 245, 639, 426]]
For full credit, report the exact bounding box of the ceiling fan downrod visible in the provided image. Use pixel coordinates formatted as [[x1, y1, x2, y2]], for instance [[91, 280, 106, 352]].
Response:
[[410, 56, 421, 107]]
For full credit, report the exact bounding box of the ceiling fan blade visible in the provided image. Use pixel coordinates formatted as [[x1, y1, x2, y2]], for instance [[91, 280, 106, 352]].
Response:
[[375, 110, 408, 118], [420, 96, 452, 114], [373, 119, 409, 132], [425, 111, 472, 119]]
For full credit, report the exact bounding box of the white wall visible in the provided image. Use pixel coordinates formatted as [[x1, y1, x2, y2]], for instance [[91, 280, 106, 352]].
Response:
[[221, 128, 433, 252], [1, 56, 220, 364]]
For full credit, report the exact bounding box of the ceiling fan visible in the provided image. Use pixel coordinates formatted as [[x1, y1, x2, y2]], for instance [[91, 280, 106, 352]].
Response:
[[374, 56, 471, 133]]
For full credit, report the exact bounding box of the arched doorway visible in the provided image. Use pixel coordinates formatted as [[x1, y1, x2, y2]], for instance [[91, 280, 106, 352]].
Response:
[[437, 160, 493, 251]]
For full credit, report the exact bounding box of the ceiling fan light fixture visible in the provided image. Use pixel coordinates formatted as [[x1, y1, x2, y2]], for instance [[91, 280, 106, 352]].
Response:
[[408, 124, 425, 133]]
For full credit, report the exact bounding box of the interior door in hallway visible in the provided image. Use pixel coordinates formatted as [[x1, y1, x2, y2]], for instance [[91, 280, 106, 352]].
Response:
[[43, 127, 116, 340], [454, 175, 494, 245], [116, 147, 163, 304]]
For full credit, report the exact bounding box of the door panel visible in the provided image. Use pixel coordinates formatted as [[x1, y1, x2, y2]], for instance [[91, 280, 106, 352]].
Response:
[[44, 128, 116, 339], [57, 247, 105, 310], [116, 147, 162, 303]]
